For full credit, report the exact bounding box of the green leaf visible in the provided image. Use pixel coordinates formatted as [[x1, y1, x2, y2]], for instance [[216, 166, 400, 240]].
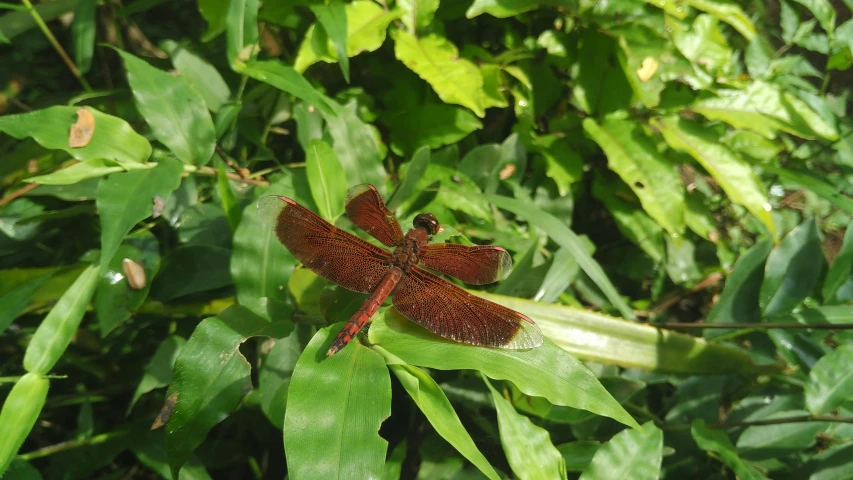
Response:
[[464, 191, 635, 320], [133, 432, 212, 480], [235, 59, 335, 116], [0, 373, 50, 475], [536, 135, 583, 196], [805, 344, 853, 415], [96, 158, 183, 272], [129, 335, 185, 413], [258, 326, 309, 428], [591, 174, 665, 263], [386, 105, 483, 155], [232, 176, 296, 319], [311, 1, 349, 82], [691, 81, 839, 141], [764, 165, 853, 215], [653, 116, 775, 238], [759, 218, 822, 317], [95, 231, 160, 335], [705, 240, 772, 334], [398, 0, 439, 30], [225, 0, 259, 66], [735, 409, 829, 460], [151, 244, 232, 301], [484, 376, 566, 480], [71, 0, 96, 74], [691, 420, 768, 480], [387, 146, 430, 210], [792, 0, 836, 33], [216, 161, 240, 232], [387, 363, 500, 480], [478, 291, 776, 374], [115, 49, 216, 166], [305, 139, 347, 221], [161, 40, 231, 113], [165, 306, 293, 474], [810, 443, 853, 480], [321, 101, 387, 192], [573, 31, 633, 117], [0, 0, 78, 42], [25, 158, 127, 185], [392, 30, 487, 117], [0, 106, 151, 165], [684, 0, 756, 40], [284, 325, 391, 478], [823, 221, 853, 302], [534, 248, 579, 303], [369, 310, 639, 428], [579, 422, 662, 480], [466, 0, 537, 18], [0, 271, 52, 334], [583, 118, 685, 236], [558, 442, 601, 472], [23, 264, 99, 374], [197, 0, 228, 39]]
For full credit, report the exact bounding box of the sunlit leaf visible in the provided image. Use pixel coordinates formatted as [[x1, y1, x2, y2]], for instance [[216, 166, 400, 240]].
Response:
[[387, 146, 430, 210], [735, 409, 829, 460], [235, 59, 336, 116], [684, 0, 756, 40], [579, 422, 662, 480], [305, 139, 346, 221], [805, 344, 853, 415], [284, 325, 391, 478], [466, 0, 537, 18], [398, 0, 439, 29], [321, 101, 387, 192], [310, 1, 349, 82], [0, 373, 50, 474], [162, 40, 231, 112], [71, 0, 96, 73], [225, 0, 258, 66]]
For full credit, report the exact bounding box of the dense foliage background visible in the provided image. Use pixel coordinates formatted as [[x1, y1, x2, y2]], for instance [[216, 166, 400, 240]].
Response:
[[2, 0, 853, 478]]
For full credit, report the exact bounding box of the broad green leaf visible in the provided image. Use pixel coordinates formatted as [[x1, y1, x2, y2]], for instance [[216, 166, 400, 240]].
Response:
[[216, 161, 240, 231], [691, 420, 767, 480], [225, 0, 259, 66], [0, 106, 151, 165], [231, 176, 296, 320], [94, 231, 160, 335], [736, 409, 829, 460], [479, 292, 776, 374], [591, 174, 665, 263], [386, 105, 483, 155], [116, 49, 216, 166], [759, 218, 822, 317], [558, 442, 601, 472], [23, 264, 99, 374], [653, 116, 775, 238], [534, 248, 579, 303], [805, 344, 853, 415], [466, 0, 537, 18], [197, 0, 228, 39], [705, 240, 772, 335], [393, 30, 487, 117], [0, 373, 50, 475], [668, 15, 735, 78], [165, 306, 293, 474], [25, 158, 127, 185], [284, 326, 391, 479], [692, 81, 839, 141], [387, 146, 430, 210], [129, 335, 185, 413], [310, 1, 349, 82], [151, 244, 232, 301], [484, 376, 566, 480], [321, 101, 387, 192], [387, 363, 500, 480], [0, 0, 78, 42], [579, 422, 662, 480], [573, 31, 633, 117], [765, 165, 853, 215], [161, 40, 231, 112], [684, 0, 756, 40], [810, 443, 853, 480], [369, 310, 639, 428], [536, 135, 583, 196], [823, 222, 853, 302], [0, 271, 52, 334], [583, 118, 685, 236], [258, 326, 310, 428], [96, 158, 183, 272], [464, 191, 635, 320], [235, 59, 335, 116], [398, 0, 439, 30], [305, 139, 346, 221], [71, 0, 96, 73], [792, 0, 835, 33]]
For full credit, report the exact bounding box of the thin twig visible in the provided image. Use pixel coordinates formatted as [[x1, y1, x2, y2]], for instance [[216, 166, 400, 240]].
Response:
[[194, 166, 269, 186], [660, 415, 853, 431], [20, 0, 92, 92], [654, 322, 853, 330]]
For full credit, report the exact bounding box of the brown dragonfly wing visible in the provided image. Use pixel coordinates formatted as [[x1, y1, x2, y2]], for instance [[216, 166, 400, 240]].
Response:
[[345, 184, 403, 248], [392, 265, 543, 349], [419, 243, 513, 285], [257, 196, 392, 294]]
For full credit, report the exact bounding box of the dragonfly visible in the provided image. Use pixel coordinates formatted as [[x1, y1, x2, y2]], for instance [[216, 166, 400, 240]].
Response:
[[257, 184, 543, 356]]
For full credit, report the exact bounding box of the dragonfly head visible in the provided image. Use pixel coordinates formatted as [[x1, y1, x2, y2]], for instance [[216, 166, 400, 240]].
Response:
[[413, 213, 441, 235]]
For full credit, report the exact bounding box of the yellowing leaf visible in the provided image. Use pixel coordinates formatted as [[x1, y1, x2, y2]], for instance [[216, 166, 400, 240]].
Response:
[[68, 107, 95, 148], [636, 57, 658, 82]]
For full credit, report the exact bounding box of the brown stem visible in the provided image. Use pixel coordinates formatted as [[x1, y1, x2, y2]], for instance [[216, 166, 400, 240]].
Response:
[[0, 182, 39, 207]]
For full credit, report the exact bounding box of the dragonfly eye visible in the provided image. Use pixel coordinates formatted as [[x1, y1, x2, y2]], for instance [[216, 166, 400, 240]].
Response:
[[413, 213, 440, 235]]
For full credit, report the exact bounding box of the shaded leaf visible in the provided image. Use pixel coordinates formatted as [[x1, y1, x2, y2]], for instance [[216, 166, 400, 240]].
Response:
[[321, 101, 387, 192], [26, 158, 126, 186], [235, 59, 335, 116], [386, 104, 482, 155], [558, 442, 601, 472], [310, 1, 349, 82], [151, 244, 232, 301], [805, 343, 853, 415], [705, 240, 772, 335], [823, 222, 853, 302], [0, 271, 52, 334], [225, 0, 259, 65], [759, 218, 822, 317], [579, 422, 662, 480], [129, 335, 186, 413], [387, 146, 430, 210], [162, 40, 231, 112], [0, 373, 50, 474], [71, 0, 96, 73], [736, 409, 829, 460], [691, 420, 767, 480]]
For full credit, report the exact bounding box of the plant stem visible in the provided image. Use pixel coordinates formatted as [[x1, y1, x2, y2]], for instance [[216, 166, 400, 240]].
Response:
[[19, 429, 131, 460], [20, 0, 92, 92]]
